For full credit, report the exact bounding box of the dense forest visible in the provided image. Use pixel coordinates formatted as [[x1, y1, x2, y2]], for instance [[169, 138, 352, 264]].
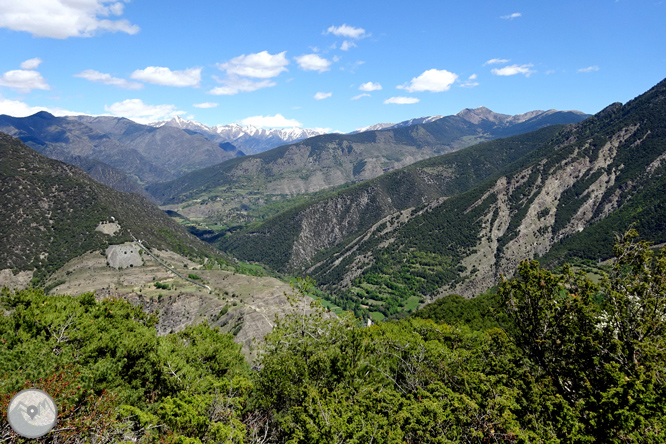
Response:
[[2, 230, 665, 443]]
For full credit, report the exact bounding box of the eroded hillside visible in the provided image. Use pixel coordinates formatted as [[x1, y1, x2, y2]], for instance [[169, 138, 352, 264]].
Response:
[[224, 78, 666, 320], [45, 248, 327, 362], [220, 125, 565, 270]]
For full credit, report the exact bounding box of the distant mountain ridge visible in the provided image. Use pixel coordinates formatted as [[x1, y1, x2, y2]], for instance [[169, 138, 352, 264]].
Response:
[[351, 115, 444, 133], [351, 108, 588, 134], [150, 116, 329, 154], [149, 107, 589, 227], [456, 107, 587, 126], [0, 113, 245, 191]]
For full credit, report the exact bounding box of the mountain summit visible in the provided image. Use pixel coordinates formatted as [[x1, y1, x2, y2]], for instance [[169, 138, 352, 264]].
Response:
[[150, 117, 329, 154], [456, 107, 587, 126]]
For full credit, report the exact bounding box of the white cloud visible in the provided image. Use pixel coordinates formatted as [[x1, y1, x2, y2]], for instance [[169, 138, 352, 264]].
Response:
[[340, 40, 356, 51], [208, 77, 276, 95], [104, 99, 185, 124], [217, 51, 288, 79], [491, 64, 535, 77], [314, 92, 332, 100], [74, 69, 143, 89], [193, 102, 218, 108], [351, 93, 371, 100], [130, 66, 201, 87], [326, 24, 368, 39], [241, 114, 302, 128], [0, 69, 50, 93], [295, 54, 332, 73], [359, 81, 382, 92], [484, 58, 509, 65], [578, 66, 600, 73], [459, 74, 479, 88], [501, 12, 522, 19], [20, 58, 42, 70], [0, 94, 79, 117], [0, 0, 139, 39], [398, 69, 458, 93], [384, 97, 419, 105]]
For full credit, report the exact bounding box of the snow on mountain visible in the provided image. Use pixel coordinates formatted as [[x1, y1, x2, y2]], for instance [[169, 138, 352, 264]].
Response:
[[210, 124, 326, 142], [351, 115, 444, 134], [149, 115, 211, 133], [149, 117, 329, 154]]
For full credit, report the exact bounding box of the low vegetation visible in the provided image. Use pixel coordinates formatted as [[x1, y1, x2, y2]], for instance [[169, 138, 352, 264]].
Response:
[[2, 231, 666, 442]]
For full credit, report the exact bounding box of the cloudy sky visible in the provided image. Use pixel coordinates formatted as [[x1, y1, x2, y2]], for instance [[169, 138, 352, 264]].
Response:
[[0, 0, 664, 132]]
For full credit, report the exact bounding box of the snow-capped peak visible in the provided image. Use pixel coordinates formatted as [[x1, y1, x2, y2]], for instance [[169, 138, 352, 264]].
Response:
[[147, 117, 330, 154], [149, 116, 212, 132]]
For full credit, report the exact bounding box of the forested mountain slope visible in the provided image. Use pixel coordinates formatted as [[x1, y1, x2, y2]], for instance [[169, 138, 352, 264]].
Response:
[[227, 78, 666, 319], [0, 133, 222, 285], [42, 151, 157, 201], [220, 125, 565, 270], [301, 77, 666, 317]]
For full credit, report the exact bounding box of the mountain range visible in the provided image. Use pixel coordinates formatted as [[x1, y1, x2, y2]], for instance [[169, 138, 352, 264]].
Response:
[[148, 107, 587, 230], [2, 77, 665, 351], [0, 104, 593, 299], [0, 113, 245, 189], [218, 78, 666, 319], [150, 116, 329, 155]]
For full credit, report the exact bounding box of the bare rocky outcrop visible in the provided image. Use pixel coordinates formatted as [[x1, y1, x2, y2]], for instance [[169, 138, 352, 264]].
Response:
[[0, 269, 33, 290], [95, 221, 121, 236], [105, 243, 143, 269], [44, 248, 326, 362]]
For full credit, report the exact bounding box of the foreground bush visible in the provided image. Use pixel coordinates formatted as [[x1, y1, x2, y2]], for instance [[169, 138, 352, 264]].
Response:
[[1, 231, 665, 442]]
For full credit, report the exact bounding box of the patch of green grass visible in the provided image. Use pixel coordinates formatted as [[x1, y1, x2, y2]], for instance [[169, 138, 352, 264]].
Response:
[[369, 311, 386, 322], [404, 296, 421, 312]]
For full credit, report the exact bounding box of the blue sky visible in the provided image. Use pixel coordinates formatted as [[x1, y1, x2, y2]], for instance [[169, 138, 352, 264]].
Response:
[[0, 0, 664, 133]]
